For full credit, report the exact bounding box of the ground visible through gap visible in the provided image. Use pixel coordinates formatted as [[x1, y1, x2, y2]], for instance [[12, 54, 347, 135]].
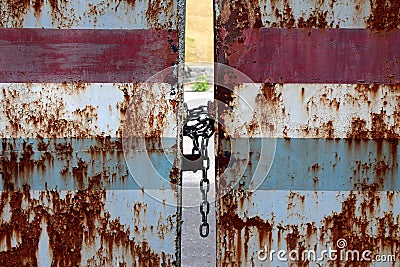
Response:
[[181, 68, 216, 266]]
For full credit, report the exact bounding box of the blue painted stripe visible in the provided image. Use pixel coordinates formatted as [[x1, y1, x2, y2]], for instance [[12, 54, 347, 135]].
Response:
[[0, 138, 177, 190], [220, 138, 399, 191]]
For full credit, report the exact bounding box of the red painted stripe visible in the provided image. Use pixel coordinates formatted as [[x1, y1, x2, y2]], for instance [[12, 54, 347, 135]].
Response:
[[0, 28, 178, 83], [219, 28, 400, 84]]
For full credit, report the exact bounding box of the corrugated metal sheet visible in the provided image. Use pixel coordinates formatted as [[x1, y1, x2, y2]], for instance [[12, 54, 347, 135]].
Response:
[[215, 0, 400, 266], [0, 0, 185, 266]]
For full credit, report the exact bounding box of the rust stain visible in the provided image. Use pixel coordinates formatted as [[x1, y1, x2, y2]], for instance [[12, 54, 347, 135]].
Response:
[[216, 143, 231, 194], [0, 136, 126, 190], [323, 192, 399, 264], [169, 157, 179, 189], [217, 1, 400, 265], [1, 83, 97, 139], [238, 83, 400, 139], [218, 0, 335, 48], [1, 0, 177, 28], [73, 105, 98, 125], [321, 120, 335, 139], [215, 86, 234, 192], [260, 83, 277, 102], [348, 118, 369, 139], [367, 0, 400, 31], [0, 82, 177, 188], [0, 189, 173, 266], [218, 192, 273, 266], [145, 0, 174, 28], [2, 0, 69, 27], [32, 0, 44, 17], [271, 1, 331, 29], [253, 6, 263, 28], [297, 11, 330, 29], [247, 83, 282, 137], [121, 83, 171, 139], [156, 213, 174, 240], [2, 0, 31, 27], [72, 158, 88, 189], [218, 191, 400, 266], [216, 0, 260, 62], [347, 110, 400, 139], [371, 111, 400, 139]]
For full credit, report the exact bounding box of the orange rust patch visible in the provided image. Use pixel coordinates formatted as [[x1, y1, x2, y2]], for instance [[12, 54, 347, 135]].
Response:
[[323, 192, 399, 263], [367, 0, 400, 31], [0, 189, 172, 266], [347, 111, 400, 140], [218, 191, 400, 266], [348, 118, 369, 139], [146, 0, 174, 27], [218, 192, 273, 265]]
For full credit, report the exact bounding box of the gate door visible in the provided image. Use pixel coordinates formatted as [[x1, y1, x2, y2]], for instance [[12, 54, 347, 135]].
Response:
[[215, 1, 400, 266], [0, 1, 184, 266]]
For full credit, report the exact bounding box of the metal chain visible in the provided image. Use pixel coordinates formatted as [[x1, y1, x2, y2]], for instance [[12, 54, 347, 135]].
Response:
[[183, 104, 214, 238], [199, 135, 210, 237]]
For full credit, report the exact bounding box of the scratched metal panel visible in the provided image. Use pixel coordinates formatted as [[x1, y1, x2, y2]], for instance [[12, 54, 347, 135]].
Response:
[[0, 29, 179, 83], [0, 0, 184, 266], [215, 1, 400, 266], [0, 0, 178, 29]]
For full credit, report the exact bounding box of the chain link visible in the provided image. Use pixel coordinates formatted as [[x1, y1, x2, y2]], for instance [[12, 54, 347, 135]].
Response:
[[199, 136, 210, 237], [183, 103, 214, 238]]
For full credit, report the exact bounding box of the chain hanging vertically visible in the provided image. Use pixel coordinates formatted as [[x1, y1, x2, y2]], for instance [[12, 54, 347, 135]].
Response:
[[182, 103, 214, 237]]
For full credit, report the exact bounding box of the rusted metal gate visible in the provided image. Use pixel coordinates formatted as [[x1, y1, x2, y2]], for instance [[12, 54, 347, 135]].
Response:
[[215, 0, 400, 266], [0, 0, 184, 266]]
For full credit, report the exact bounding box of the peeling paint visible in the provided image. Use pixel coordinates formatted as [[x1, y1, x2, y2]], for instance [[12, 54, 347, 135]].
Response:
[[0, 190, 178, 266], [367, 0, 400, 31], [0, 0, 178, 29], [216, 1, 400, 266], [217, 190, 400, 266], [0, 0, 184, 265]]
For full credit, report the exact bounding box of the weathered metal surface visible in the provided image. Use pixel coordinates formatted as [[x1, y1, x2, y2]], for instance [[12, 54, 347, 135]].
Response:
[[0, 0, 178, 29], [216, 0, 400, 30], [0, 0, 185, 266], [0, 189, 178, 266], [220, 84, 400, 139], [216, 0, 400, 84], [218, 190, 400, 266], [0, 29, 178, 83], [0, 83, 182, 264], [218, 28, 400, 83], [220, 137, 400, 191], [0, 83, 179, 190], [216, 1, 400, 266]]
